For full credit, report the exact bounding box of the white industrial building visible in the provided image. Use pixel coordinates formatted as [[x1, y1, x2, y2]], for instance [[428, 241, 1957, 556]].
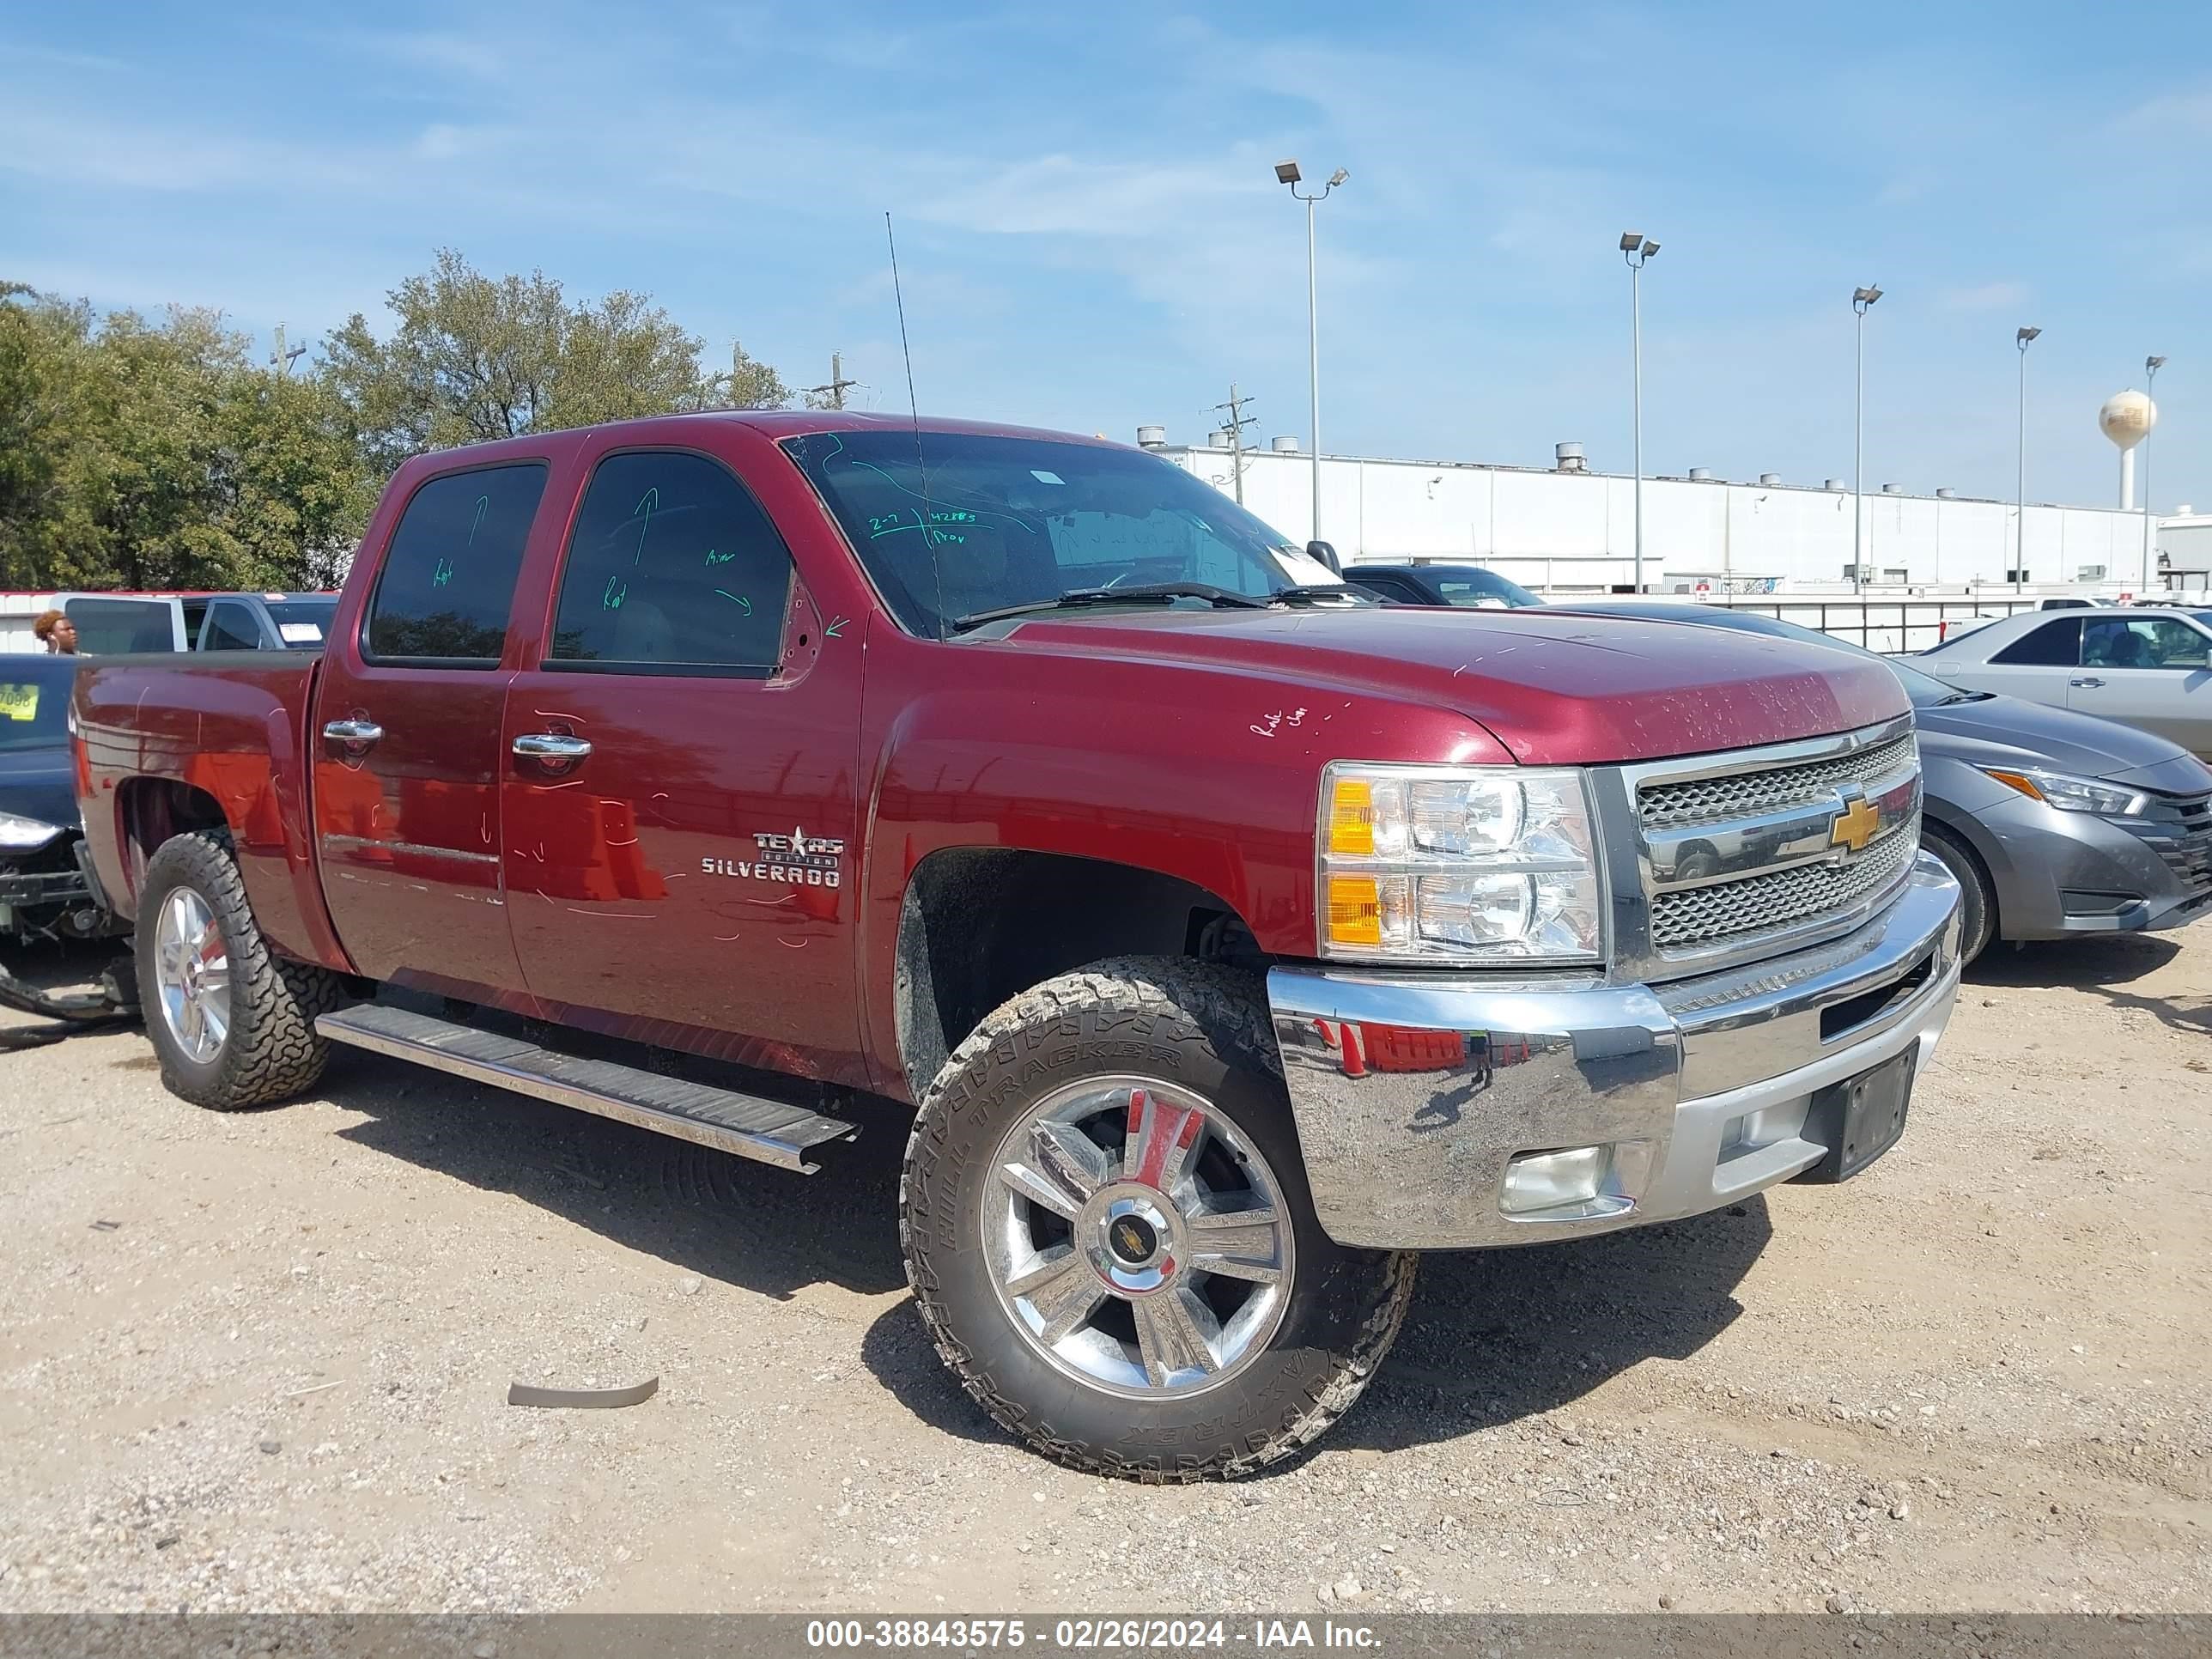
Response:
[[1146, 430, 2182, 598]]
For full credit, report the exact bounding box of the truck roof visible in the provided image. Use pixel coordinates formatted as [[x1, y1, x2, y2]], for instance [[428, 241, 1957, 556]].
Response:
[[385, 410, 1128, 476]]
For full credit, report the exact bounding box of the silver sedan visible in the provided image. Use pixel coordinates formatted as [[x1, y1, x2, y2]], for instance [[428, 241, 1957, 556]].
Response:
[[1918, 607, 2212, 759]]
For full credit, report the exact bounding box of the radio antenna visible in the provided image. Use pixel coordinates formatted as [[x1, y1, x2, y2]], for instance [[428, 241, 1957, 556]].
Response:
[[885, 211, 946, 636]]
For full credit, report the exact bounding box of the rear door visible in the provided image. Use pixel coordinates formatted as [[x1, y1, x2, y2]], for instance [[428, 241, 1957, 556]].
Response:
[[498, 439, 866, 1079], [2069, 615, 2212, 757], [311, 460, 549, 997]]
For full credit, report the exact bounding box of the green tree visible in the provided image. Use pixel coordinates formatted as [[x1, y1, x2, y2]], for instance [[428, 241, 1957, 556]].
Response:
[[0, 286, 106, 587], [0, 289, 374, 591], [323, 249, 785, 476]]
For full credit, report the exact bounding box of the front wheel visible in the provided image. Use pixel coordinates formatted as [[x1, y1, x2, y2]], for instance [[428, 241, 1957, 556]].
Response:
[[136, 830, 345, 1109], [899, 956, 1417, 1480], [1920, 823, 1995, 964]]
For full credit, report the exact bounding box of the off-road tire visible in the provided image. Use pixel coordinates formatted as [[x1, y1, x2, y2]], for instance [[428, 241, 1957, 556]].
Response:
[[1920, 822, 1995, 964], [899, 955, 1418, 1481], [136, 829, 345, 1109]]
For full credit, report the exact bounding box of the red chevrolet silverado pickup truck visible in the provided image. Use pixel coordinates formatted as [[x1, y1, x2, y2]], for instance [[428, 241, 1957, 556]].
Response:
[[72, 411, 1961, 1479]]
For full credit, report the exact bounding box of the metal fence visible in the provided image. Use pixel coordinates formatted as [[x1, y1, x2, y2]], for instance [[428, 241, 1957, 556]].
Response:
[[1610, 594, 2068, 653]]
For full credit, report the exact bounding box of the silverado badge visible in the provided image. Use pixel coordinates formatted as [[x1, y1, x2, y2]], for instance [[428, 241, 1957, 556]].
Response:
[[702, 824, 846, 889]]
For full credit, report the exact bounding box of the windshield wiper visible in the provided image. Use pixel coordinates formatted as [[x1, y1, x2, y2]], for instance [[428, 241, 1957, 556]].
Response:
[[950, 583, 1265, 635], [1268, 584, 1376, 607]]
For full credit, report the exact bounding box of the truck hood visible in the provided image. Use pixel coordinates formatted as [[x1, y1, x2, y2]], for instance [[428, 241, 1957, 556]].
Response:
[[1917, 690, 2212, 795], [981, 606, 1908, 764]]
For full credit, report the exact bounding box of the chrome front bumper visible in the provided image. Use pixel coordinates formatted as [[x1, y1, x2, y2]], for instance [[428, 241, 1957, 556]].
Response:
[[1268, 853, 1963, 1249]]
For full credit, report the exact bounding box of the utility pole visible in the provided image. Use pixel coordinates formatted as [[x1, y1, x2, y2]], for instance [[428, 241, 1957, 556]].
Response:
[[1212, 382, 1258, 504], [804, 351, 862, 410], [270, 322, 305, 376]]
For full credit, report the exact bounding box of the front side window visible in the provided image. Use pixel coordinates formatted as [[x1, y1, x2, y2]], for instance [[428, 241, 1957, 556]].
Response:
[[366, 463, 547, 664], [2083, 617, 2212, 670], [201, 604, 262, 650], [548, 451, 795, 673], [781, 430, 1334, 636], [1990, 617, 2081, 667]]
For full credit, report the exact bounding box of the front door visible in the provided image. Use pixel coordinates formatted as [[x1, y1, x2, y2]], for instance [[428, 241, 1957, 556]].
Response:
[[312, 460, 549, 998], [2068, 615, 2212, 758], [500, 442, 867, 1083]]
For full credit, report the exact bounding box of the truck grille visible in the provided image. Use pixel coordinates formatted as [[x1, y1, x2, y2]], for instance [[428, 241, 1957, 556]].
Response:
[[1638, 733, 1917, 830], [1619, 720, 1923, 973], [1650, 829, 1916, 949]]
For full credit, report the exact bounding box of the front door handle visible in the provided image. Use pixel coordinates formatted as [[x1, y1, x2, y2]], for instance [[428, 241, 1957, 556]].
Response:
[[2069, 677, 2106, 688], [513, 732, 593, 762], [321, 718, 385, 746]]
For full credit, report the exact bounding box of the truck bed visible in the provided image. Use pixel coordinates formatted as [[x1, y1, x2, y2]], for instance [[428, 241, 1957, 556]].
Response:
[[72, 651, 344, 969]]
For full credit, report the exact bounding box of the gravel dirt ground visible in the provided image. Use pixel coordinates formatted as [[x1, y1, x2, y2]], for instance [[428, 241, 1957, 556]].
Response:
[[2, 931, 2206, 1616]]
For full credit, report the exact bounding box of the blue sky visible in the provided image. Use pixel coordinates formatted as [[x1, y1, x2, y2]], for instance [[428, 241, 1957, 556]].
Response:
[[4, 2, 2209, 512]]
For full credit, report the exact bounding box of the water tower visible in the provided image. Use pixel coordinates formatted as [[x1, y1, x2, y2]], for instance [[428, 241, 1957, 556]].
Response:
[[2100, 389, 2157, 508]]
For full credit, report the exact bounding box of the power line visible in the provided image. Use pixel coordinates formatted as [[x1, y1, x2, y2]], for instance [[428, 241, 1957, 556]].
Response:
[[804, 350, 864, 410], [1211, 381, 1257, 504]]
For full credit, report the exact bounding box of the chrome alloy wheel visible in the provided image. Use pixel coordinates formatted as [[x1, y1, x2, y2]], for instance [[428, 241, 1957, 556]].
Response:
[[153, 886, 230, 1063], [982, 1075, 1295, 1398]]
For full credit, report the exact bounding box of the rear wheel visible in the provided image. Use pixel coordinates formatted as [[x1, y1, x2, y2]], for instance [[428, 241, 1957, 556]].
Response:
[[900, 956, 1416, 1480], [137, 830, 345, 1109], [1920, 822, 1995, 964]]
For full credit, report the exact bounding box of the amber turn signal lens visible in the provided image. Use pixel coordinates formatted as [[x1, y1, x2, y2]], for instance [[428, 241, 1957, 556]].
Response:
[[1985, 769, 2044, 802], [1328, 778, 1376, 856], [1327, 875, 1382, 945]]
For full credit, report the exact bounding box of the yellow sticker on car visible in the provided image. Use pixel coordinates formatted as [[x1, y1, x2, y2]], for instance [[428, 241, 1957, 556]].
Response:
[[0, 684, 38, 722]]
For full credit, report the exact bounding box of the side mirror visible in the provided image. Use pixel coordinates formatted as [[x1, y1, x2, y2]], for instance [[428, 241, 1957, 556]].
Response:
[[1307, 540, 1341, 576]]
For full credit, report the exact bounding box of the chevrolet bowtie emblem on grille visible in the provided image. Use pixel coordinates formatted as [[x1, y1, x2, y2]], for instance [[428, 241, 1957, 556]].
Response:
[[1830, 795, 1881, 854]]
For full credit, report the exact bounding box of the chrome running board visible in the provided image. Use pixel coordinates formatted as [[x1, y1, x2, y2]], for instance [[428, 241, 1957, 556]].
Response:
[[315, 1003, 857, 1173]]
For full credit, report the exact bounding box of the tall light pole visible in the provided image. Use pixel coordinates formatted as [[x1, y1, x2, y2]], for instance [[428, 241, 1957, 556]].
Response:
[[1852, 286, 1882, 594], [1276, 160, 1348, 548], [2143, 354, 2168, 594], [2014, 326, 2040, 592], [1620, 232, 1659, 592]]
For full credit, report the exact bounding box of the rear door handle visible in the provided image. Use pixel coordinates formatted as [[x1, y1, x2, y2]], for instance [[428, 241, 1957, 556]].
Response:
[[321, 719, 384, 745], [2069, 677, 2106, 688], [513, 732, 593, 762]]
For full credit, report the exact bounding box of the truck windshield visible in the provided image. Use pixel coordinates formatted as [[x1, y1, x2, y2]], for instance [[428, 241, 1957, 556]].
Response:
[[781, 429, 1334, 638]]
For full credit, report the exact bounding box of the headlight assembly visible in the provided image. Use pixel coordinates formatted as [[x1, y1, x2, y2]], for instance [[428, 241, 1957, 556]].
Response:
[[1318, 763, 1604, 963], [1983, 767, 2148, 817], [0, 811, 63, 851]]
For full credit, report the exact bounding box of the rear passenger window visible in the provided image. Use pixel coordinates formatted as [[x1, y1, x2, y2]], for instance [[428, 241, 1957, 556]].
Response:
[[1990, 617, 2081, 667], [65, 598, 180, 654], [547, 451, 795, 675], [366, 464, 547, 664]]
